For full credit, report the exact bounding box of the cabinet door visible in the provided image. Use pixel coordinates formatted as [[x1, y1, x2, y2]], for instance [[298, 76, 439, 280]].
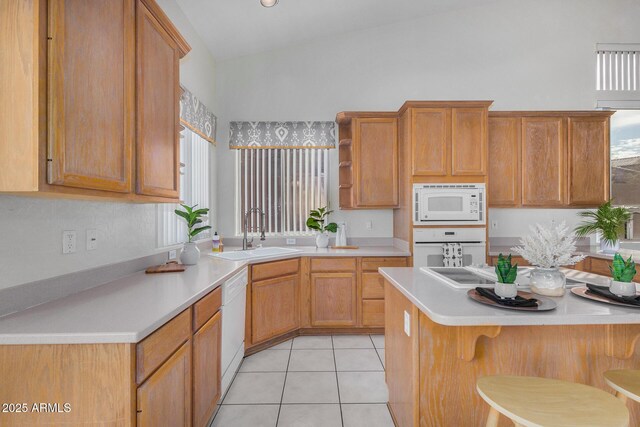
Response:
[[48, 0, 134, 193], [567, 116, 610, 206], [193, 311, 221, 427], [310, 272, 357, 327], [252, 275, 299, 344], [412, 108, 450, 176], [521, 117, 566, 206], [353, 118, 398, 207], [488, 117, 521, 206], [451, 108, 487, 175], [362, 299, 384, 327], [137, 341, 192, 427], [136, 0, 180, 199]]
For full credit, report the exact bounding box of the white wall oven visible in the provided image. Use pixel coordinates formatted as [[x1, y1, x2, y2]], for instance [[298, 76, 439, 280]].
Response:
[[413, 183, 485, 225], [413, 228, 486, 267]]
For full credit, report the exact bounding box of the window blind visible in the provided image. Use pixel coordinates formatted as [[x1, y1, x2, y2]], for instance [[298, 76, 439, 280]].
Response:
[[596, 43, 640, 91], [157, 128, 211, 247], [237, 148, 329, 235]]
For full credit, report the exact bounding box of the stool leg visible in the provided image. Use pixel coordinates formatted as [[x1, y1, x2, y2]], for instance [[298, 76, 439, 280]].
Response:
[[615, 391, 628, 404], [485, 407, 500, 427]]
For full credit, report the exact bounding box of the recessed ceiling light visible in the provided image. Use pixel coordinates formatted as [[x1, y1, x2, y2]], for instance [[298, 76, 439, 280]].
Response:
[[260, 0, 278, 7]]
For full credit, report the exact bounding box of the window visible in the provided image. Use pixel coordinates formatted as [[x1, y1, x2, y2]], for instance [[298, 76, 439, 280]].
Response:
[[610, 110, 640, 239], [157, 128, 212, 247], [237, 148, 329, 235], [596, 44, 640, 91]]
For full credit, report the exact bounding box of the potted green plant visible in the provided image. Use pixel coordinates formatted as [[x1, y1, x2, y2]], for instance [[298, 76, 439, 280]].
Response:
[[306, 206, 338, 248], [174, 204, 211, 265], [494, 253, 519, 298], [574, 201, 631, 254], [609, 253, 637, 297]]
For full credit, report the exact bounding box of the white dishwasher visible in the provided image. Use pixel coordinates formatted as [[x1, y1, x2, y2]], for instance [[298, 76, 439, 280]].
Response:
[[220, 268, 248, 399]]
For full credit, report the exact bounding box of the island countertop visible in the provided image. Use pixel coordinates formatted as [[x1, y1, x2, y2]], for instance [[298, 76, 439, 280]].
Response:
[[379, 267, 640, 327]]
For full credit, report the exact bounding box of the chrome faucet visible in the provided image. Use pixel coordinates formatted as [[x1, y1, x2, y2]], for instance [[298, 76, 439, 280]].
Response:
[[243, 207, 266, 250]]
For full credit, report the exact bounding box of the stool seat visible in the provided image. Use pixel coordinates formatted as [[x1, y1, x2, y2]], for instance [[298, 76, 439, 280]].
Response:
[[605, 369, 640, 403], [477, 375, 629, 427]]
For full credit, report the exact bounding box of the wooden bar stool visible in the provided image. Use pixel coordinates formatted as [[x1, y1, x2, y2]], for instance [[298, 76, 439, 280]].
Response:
[[476, 375, 629, 427], [605, 370, 640, 404]]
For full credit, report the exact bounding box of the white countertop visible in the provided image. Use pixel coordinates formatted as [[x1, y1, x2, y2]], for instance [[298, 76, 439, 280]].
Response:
[[0, 246, 409, 345], [379, 267, 640, 327]]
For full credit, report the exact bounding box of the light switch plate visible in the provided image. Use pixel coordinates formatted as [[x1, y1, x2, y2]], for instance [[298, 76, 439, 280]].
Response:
[[366, 220, 373, 230], [86, 229, 98, 251], [286, 238, 296, 245], [62, 230, 77, 254], [168, 249, 177, 260], [404, 310, 411, 336]]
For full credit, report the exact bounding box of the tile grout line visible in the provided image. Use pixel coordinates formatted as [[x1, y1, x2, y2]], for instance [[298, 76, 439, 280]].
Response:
[[331, 335, 345, 427], [370, 334, 385, 369], [275, 341, 293, 427]]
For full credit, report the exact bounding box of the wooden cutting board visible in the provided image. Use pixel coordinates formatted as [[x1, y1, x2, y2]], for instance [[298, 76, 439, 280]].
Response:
[[145, 262, 186, 274]]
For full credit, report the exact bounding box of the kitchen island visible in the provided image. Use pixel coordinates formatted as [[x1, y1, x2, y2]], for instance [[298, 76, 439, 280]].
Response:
[[380, 267, 640, 427]]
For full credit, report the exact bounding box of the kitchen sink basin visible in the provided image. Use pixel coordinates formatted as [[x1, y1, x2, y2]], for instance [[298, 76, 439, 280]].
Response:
[[209, 246, 302, 261]]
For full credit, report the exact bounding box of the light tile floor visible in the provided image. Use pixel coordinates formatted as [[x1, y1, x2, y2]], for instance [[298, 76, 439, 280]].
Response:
[[212, 334, 393, 427]]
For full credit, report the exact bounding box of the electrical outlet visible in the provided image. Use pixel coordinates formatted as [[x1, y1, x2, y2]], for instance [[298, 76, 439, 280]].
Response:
[[366, 220, 373, 230], [404, 310, 411, 336], [168, 249, 177, 260], [491, 220, 498, 230], [286, 238, 296, 245], [86, 229, 98, 251], [62, 230, 77, 254]]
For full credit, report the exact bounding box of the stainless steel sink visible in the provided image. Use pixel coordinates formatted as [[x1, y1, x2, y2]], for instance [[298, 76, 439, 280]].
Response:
[[209, 247, 302, 261]]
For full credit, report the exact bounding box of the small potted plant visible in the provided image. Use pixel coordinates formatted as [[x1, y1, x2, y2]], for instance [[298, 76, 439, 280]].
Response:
[[574, 201, 631, 254], [306, 206, 338, 248], [512, 221, 585, 296], [175, 204, 211, 265], [609, 253, 637, 297], [494, 253, 518, 298]]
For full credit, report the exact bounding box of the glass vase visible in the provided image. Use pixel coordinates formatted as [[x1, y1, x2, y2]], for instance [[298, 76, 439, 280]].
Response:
[[529, 267, 566, 296]]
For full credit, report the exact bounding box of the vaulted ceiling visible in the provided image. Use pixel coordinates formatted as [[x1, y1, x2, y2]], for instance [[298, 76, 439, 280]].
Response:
[[176, 0, 491, 60]]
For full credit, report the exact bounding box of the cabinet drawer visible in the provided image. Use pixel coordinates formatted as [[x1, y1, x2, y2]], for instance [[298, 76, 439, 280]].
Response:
[[362, 272, 385, 299], [361, 257, 407, 271], [193, 287, 222, 332], [252, 258, 299, 282], [310, 257, 356, 272], [136, 307, 191, 384], [362, 299, 385, 327]]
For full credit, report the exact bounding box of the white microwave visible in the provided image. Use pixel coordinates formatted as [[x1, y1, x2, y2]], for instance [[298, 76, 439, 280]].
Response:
[[413, 183, 485, 225]]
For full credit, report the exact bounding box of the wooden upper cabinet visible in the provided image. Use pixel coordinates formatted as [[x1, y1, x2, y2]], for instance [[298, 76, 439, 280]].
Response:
[[48, 0, 134, 193], [336, 112, 398, 209], [310, 272, 357, 327], [137, 341, 192, 427], [451, 108, 487, 176], [193, 311, 221, 427], [136, 0, 180, 199], [488, 117, 521, 206], [521, 117, 566, 206], [354, 118, 398, 207], [412, 108, 450, 176], [251, 274, 299, 344], [567, 116, 610, 206]]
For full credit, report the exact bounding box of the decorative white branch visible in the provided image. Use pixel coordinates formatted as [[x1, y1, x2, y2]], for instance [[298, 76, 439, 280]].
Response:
[[511, 221, 586, 268]]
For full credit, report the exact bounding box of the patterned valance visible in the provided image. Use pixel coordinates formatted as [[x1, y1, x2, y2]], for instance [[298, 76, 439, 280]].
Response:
[[180, 86, 217, 144], [229, 121, 336, 149]]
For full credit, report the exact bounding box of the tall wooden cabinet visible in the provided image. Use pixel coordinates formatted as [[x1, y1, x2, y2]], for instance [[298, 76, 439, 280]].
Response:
[[336, 112, 399, 209], [488, 111, 613, 208], [0, 0, 190, 202], [48, 0, 135, 193]]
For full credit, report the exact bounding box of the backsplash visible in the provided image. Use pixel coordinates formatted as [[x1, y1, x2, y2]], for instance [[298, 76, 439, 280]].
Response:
[[0, 196, 160, 290]]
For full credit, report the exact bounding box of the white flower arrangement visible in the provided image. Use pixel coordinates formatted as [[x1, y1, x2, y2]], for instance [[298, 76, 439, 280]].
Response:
[[511, 221, 585, 268]]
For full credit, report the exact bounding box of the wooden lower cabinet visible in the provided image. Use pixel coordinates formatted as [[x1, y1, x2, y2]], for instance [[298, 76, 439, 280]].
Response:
[[137, 341, 192, 427], [310, 272, 357, 327], [362, 299, 384, 327], [193, 311, 222, 427], [252, 274, 300, 344]]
